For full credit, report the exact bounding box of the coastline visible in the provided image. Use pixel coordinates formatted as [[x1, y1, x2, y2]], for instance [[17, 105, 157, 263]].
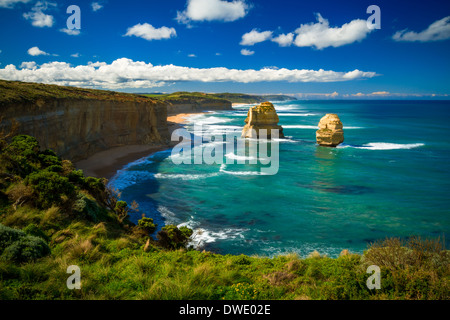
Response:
[[75, 112, 209, 180]]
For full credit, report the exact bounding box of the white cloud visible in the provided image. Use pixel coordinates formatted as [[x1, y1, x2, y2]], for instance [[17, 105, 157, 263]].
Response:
[[23, 1, 55, 28], [71, 53, 81, 58], [393, 16, 450, 42], [60, 28, 81, 36], [294, 13, 373, 49], [91, 2, 103, 12], [177, 0, 248, 24], [271, 33, 294, 47], [240, 49, 254, 56], [124, 23, 176, 41], [240, 29, 273, 46], [20, 61, 37, 69], [188, 54, 197, 57], [27, 46, 49, 56], [0, 0, 30, 8], [0, 58, 378, 90]]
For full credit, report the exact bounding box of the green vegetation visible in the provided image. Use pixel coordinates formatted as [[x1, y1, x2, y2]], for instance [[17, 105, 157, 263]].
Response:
[[144, 92, 295, 104], [0, 128, 448, 300], [0, 80, 159, 105]]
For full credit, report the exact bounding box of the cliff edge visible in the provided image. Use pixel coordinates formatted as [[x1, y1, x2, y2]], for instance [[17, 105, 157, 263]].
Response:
[[0, 80, 169, 162]]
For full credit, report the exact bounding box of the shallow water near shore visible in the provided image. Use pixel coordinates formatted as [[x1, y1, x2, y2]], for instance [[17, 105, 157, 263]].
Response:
[[109, 100, 450, 257]]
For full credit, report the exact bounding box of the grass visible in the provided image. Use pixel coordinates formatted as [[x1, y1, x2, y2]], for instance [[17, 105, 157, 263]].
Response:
[[143, 92, 295, 104], [0, 80, 160, 105]]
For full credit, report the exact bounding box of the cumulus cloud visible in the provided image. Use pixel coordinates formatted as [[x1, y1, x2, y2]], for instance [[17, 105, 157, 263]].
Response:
[[27, 46, 49, 56], [91, 2, 102, 12], [177, 0, 249, 24], [240, 49, 254, 56], [0, 58, 377, 90], [23, 1, 55, 28], [271, 33, 294, 47], [0, 0, 31, 8], [294, 13, 373, 49], [240, 29, 273, 46], [393, 16, 450, 42], [60, 28, 80, 36], [20, 61, 37, 69], [71, 53, 81, 58], [124, 23, 177, 41]]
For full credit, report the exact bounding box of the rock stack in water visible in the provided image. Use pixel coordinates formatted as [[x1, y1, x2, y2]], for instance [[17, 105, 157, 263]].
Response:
[[241, 102, 284, 139], [316, 114, 344, 147]]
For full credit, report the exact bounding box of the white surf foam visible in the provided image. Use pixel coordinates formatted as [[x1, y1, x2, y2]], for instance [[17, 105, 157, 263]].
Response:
[[186, 115, 230, 125], [225, 153, 257, 161], [219, 164, 266, 176], [278, 113, 317, 117], [339, 142, 425, 150], [283, 125, 364, 129], [154, 172, 219, 180]]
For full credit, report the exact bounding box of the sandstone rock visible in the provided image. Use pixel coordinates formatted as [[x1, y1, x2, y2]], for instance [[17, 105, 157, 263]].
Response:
[[316, 114, 344, 147], [241, 102, 284, 139]]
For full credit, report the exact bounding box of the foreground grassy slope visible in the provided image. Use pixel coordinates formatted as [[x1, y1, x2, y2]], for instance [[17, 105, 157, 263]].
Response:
[[0, 130, 448, 299]]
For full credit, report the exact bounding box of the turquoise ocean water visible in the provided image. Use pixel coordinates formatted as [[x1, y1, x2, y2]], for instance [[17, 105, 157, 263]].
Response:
[[110, 100, 450, 257]]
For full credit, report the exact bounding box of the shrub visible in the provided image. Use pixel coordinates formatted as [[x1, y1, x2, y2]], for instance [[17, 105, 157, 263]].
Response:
[[26, 170, 75, 208], [22, 223, 49, 242], [138, 217, 157, 234], [0, 224, 26, 252], [157, 225, 193, 249], [0, 224, 50, 263], [72, 193, 103, 222], [1, 236, 50, 263], [38, 150, 62, 168]]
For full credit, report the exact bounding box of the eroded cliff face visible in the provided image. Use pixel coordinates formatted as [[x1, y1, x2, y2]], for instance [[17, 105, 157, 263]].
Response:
[[0, 99, 169, 162]]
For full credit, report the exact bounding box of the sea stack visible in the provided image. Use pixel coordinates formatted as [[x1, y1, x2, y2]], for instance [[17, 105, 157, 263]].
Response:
[[241, 102, 285, 139], [316, 114, 344, 147]]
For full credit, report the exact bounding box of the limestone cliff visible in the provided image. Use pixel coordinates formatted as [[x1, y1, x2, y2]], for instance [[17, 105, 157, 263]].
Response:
[[316, 114, 344, 147], [241, 102, 284, 139], [165, 97, 232, 115], [0, 81, 169, 162]]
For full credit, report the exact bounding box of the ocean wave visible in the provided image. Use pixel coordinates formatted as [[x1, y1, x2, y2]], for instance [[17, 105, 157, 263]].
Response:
[[339, 142, 425, 150], [108, 170, 155, 189], [154, 172, 219, 180], [179, 222, 248, 249], [283, 125, 364, 129], [225, 153, 257, 161], [278, 113, 317, 117], [219, 164, 266, 176], [186, 115, 230, 125]]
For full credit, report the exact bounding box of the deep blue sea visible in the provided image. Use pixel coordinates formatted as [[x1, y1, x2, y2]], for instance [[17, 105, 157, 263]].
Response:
[[110, 100, 450, 257]]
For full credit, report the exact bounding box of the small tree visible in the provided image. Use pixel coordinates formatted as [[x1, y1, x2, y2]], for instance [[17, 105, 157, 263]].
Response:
[[138, 216, 157, 234], [26, 170, 75, 209], [157, 225, 193, 249]]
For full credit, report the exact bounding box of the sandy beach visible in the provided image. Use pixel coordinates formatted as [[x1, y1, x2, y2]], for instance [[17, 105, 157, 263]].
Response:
[[75, 112, 207, 180], [75, 144, 168, 180], [167, 113, 205, 124]]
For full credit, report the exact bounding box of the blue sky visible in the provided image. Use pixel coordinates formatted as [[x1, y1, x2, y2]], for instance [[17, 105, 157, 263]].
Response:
[[0, 0, 449, 98]]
